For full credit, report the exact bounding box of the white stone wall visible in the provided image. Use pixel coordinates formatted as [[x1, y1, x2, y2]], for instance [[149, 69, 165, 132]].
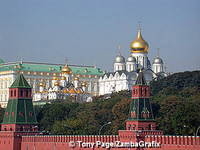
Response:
[[152, 63, 164, 74], [114, 62, 126, 72], [131, 53, 148, 69]]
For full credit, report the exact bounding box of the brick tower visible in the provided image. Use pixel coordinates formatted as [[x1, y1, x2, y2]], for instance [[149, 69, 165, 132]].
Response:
[[119, 70, 163, 142], [0, 74, 38, 150], [126, 70, 156, 131]]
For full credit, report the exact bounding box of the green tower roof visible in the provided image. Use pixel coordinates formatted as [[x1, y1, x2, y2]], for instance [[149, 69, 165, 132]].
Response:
[[2, 99, 38, 124], [10, 74, 31, 88], [2, 74, 37, 124]]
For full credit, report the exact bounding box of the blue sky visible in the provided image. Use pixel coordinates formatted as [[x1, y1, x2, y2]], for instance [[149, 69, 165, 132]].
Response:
[[0, 0, 199, 73]]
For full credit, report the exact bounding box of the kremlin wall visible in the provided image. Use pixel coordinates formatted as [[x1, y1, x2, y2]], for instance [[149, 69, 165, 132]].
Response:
[[0, 72, 199, 150]]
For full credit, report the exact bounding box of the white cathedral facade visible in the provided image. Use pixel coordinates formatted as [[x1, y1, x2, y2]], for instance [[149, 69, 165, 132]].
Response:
[[34, 64, 93, 102], [99, 28, 167, 95]]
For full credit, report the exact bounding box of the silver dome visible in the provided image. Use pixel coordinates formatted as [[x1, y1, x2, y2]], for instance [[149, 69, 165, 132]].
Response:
[[127, 55, 136, 62], [153, 57, 163, 64], [115, 55, 125, 63]]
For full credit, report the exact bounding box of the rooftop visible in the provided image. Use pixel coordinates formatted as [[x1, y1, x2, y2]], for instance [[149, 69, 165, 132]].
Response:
[[0, 61, 104, 76]]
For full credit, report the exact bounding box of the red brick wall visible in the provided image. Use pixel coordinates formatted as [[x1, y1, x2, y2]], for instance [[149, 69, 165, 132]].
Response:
[[20, 134, 200, 150]]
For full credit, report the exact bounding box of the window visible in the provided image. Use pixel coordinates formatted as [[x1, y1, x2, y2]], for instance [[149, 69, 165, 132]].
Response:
[[11, 90, 13, 97], [20, 90, 23, 97], [19, 112, 24, 117], [148, 124, 152, 130], [14, 90, 16, 96], [26, 90, 28, 97], [29, 112, 33, 116]]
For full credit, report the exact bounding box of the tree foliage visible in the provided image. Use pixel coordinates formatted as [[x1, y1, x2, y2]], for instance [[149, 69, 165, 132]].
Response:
[[33, 71, 200, 136]]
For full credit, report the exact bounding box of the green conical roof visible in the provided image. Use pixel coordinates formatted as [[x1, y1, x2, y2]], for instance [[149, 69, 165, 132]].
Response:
[[10, 74, 31, 88]]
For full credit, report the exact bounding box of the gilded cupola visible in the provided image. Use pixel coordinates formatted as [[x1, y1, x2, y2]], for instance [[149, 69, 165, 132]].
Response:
[[130, 29, 149, 53], [61, 65, 72, 74], [39, 82, 45, 87]]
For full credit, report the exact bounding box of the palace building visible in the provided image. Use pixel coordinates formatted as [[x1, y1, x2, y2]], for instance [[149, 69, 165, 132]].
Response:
[[99, 28, 167, 95], [0, 61, 103, 107], [0, 73, 199, 150]]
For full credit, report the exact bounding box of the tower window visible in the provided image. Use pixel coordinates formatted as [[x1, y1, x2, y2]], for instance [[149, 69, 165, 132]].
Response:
[[10, 90, 13, 97], [19, 112, 24, 117], [14, 90, 16, 97], [20, 90, 23, 97], [20, 126, 23, 131], [148, 124, 152, 130], [25, 90, 28, 97], [29, 112, 33, 116]]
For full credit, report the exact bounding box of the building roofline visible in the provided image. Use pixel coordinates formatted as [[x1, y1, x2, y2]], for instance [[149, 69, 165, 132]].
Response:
[[0, 61, 97, 68]]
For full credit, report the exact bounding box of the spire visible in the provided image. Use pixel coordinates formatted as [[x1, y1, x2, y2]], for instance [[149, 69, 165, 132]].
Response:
[[135, 70, 146, 85], [10, 74, 31, 88], [136, 21, 143, 40], [137, 22, 143, 39], [117, 45, 122, 56], [157, 48, 160, 57], [137, 28, 143, 39]]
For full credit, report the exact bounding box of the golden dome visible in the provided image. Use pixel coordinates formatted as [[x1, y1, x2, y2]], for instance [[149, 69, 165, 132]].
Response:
[[39, 82, 45, 87], [54, 81, 60, 86], [61, 76, 66, 80], [74, 77, 79, 81], [53, 76, 58, 80], [130, 29, 149, 53], [61, 65, 72, 74], [81, 82, 87, 87]]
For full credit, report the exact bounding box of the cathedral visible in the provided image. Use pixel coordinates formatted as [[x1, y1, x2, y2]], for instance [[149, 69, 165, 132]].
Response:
[[34, 64, 93, 102], [99, 28, 167, 95]]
